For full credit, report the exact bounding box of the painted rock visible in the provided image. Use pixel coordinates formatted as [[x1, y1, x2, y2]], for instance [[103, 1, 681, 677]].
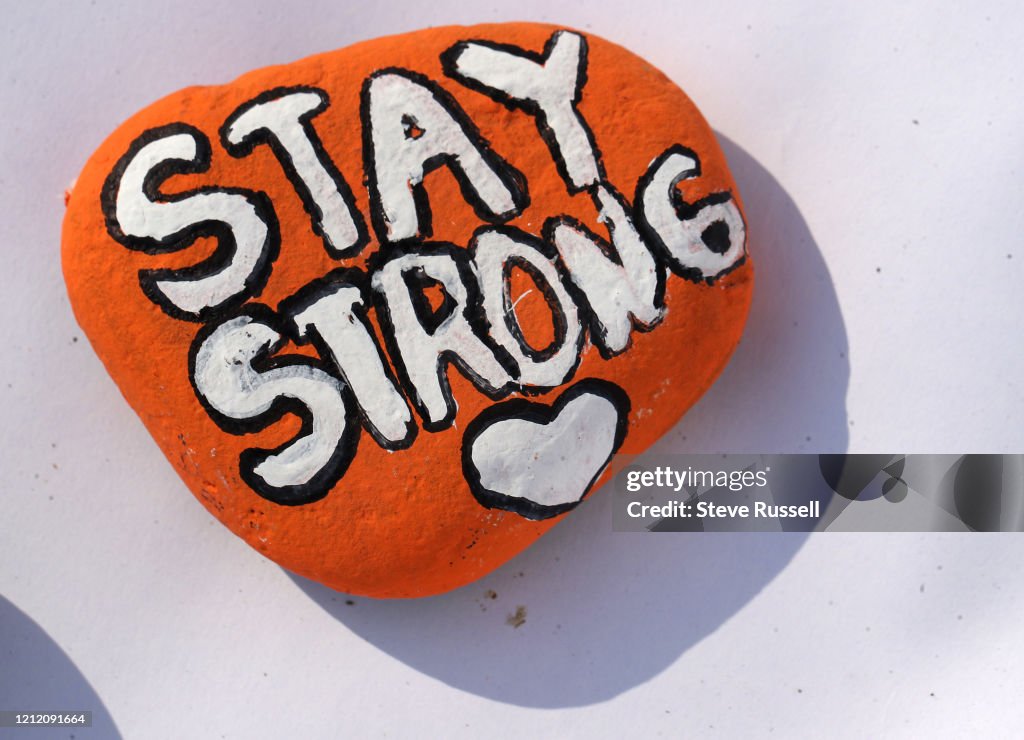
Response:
[[62, 23, 753, 597]]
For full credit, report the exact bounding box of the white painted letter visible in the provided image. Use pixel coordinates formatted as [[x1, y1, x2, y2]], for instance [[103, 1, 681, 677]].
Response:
[[102, 125, 277, 320], [548, 185, 663, 357], [289, 280, 415, 449], [371, 250, 512, 430], [191, 314, 355, 504], [637, 146, 746, 281], [223, 88, 367, 258], [443, 31, 600, 191], [363, 71, 526, 243], [471, 228, 582, 389]]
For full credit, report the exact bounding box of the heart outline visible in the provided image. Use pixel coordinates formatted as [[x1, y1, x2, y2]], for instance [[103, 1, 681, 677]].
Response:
[[461, 378, 630, 520]]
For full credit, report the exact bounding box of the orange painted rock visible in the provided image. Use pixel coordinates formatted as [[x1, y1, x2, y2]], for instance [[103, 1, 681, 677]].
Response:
[[62, 23, 753, 597]]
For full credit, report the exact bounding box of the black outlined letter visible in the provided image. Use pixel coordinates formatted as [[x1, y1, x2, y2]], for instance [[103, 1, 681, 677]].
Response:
[[361, 69, 528, 243], [102, 124, 279, 321], [470, 227, 583, 391], [443, 30, 602, 192], [190, 308, 359, 505], [284, 270, 416, 450], [222, 87, 368, 259], [635, 146, 747, 282], [545, 184, 664, 358], [370, 246, 514, 431]]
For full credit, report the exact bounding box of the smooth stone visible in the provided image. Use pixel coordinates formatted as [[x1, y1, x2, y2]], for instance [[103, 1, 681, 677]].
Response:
[[62, 22, 753, 597]]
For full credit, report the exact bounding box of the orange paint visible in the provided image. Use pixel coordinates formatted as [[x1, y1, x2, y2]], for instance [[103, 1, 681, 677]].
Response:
[[62, 23, 753, 597]]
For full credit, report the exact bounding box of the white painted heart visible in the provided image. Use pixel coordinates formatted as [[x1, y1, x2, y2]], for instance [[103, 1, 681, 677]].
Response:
[[461, 379, 630, 519]]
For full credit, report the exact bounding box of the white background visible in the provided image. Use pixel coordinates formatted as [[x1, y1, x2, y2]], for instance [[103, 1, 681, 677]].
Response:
[[2, 0, 1023, 737]]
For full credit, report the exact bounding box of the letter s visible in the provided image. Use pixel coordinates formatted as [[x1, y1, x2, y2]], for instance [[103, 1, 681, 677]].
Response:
[[190, 309, 359, 505], [102, 123, 280, 321]]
